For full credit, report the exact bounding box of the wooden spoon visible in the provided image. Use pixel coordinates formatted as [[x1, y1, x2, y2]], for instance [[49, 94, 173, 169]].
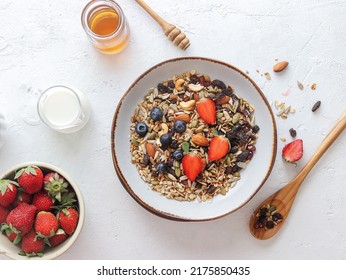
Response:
[[250, 111, 346, 240], [134, 0, 190, 50]]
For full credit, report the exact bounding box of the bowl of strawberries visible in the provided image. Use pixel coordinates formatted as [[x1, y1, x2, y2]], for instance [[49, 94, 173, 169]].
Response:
[[0, 162, 84, 259]]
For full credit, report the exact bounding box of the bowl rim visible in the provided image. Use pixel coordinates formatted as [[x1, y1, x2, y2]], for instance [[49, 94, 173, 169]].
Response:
[[0, 161, 85, 260], [111, 56, 277, 221]]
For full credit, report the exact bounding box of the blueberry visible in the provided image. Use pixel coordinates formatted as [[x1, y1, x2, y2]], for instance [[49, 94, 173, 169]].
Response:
[[173, 120, 186, 133], [150, 108, 163, 121], [172, 149, 184, 161], [160, 133, 172, 149], [156, 162, 168, 174], [135, 122, 148, 137]]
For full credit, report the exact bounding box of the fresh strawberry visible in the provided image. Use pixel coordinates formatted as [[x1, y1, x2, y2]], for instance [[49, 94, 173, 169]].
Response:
[[1, 223, 21, 244], [6, 203, 36, 236], [0, 180, 18, 207], [58, 208, 79, 235], [49, 228, 67, 247], [12, 189, 32, 208], [182, 154, 203, 182], [44, 172, 69, 202], [282, 139, 303, 163], [32, 191, 54, 212], [208, 136, 230, 161], [15, 166, 43, 194], [20, 230, 45, 257], [197, 98, 216, 125], [0, 205, 9, 223], [35, 211, 59, 238]]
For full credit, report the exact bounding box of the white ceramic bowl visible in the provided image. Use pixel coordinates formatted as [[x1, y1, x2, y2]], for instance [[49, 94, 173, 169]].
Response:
[[112, 57, 277, 221], [0, 162, 85, 259]]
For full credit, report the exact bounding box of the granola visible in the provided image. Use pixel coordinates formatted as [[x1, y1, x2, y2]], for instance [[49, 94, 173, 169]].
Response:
[[130, 70, 259, 202]]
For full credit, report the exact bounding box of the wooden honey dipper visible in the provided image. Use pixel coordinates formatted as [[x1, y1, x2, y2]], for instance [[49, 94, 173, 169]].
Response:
[[135, 0, 190, 50]]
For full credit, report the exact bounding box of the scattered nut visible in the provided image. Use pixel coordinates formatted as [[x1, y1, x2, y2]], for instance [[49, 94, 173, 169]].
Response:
[[191, 134, 209, 146], [215, 95, 230, 105], [175, 114, 190, 123], [145, 143, 156, 158], [273, 61, 289, 72], [175, 78, 185, 91], [188, 84, 204, 92], [179, 100, 196, 111]]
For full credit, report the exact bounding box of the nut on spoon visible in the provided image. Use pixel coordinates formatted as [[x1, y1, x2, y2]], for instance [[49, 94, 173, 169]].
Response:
[[135, 0, 190, 50], [250, 111, 346, 240]]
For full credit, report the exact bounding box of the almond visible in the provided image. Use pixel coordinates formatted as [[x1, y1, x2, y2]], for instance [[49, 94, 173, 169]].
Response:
[[191, 134, 209, 146], [273, 61, 289, 72], [175, 114, 190, 123], [146, 143, 156, 158], [180, 100, 196, 111], [215, 95, 230, 105]]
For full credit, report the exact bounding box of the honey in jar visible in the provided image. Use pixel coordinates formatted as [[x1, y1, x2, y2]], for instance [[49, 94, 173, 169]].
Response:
[[82, 0, 129, 54]]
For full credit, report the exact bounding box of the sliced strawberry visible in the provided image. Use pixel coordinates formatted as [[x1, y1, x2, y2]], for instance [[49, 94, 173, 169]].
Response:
[[282, 139, 303, 163], [197, 98, 216, 125], [208, 136, 230, 161], [182, 154, 203, 182]]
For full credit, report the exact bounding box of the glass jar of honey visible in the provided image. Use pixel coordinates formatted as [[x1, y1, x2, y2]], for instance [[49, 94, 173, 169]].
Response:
[[81, 0, 130, 54]]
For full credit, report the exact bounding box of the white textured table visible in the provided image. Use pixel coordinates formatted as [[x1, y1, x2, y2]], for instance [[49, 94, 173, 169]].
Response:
[[0, 0, 345, 260]]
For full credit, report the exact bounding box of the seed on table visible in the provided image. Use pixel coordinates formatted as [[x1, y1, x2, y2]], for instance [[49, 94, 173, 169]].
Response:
[[312, 101, 321, 112]]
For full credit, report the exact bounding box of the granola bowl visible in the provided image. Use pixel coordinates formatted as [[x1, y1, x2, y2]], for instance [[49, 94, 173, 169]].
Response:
[[111, 57, 277, 221]]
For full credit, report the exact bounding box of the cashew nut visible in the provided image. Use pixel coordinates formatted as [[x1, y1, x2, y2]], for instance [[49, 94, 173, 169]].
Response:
[[175, 78, 185, 91]]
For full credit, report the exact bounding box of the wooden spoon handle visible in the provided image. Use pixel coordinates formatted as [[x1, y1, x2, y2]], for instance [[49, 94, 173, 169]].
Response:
[[295, 110, 346, 184], [135, 0, 170, 29]]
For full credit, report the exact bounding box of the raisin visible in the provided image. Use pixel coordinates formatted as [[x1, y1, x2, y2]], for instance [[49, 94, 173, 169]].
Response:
[[222, 88, 233, 96], [289, 128, 297, 138], [143, 154, 150, 166], [206, 185, 217, 194], [312, 101, 321, 112], [212, 79, 226, 89], [232, 165, 241, 172], [272, 213, 283, 221], [259, 207, 268, 216], [199, 76, 211, 87], [252, 125, 260, 133], [157, 83, 169, 93], [167, 80, 175, 89], [215, 92, 226, 101], [225, 166, 233, 174], [266, 221, 275, 229], [189, 74, 199, 84], [237, 150, 250, 162], [230, 146, 238, 154]]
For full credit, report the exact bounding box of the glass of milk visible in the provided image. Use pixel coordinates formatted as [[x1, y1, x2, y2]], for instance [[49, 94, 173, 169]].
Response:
[[37, 86, 91, 133]]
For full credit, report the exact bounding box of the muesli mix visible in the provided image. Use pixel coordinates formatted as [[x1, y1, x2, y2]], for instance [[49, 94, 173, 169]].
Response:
[[130, 70, 259, 202]]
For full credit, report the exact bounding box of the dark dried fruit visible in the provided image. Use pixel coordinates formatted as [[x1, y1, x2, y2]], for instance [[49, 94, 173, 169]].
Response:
[[211, 79, 226, 89], [225, 166, 233, 174], [206, 185, 217, 194], [259, 207, 268, 216], [232, 165, 241, 172], [230, 146, 238, 154], [312, 101, 321, 112], [222, 89, 233, 96], [215, 92, 226, 101], [289, 128, 297, 138], [252, 125, 260, 133], [189, 74, 199, 84], [143, 154, 150, 166], [199, 76, 211, 87], [272, 212, 283, 221], [254, 221, 264, 229], [237, 150, 250, 162], [266, 221, 275, 229], [157, 83, 169, 93], [167, 80, 175, 89], [195, 182, 203, 189]]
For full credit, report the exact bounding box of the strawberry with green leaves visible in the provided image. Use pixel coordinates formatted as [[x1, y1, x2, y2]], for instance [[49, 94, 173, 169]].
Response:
[[58, 208, 79, 235], [32, 191, 54, 212], [49, 228, 67, 248], [12, 188, 32, 208], [44, 172, 69, 202], [19, 230, 45, 257], [182, 154, 203, 182], [35, 211, 59, 239], [0, 180, 18, 207], [0, 205, 10, 224], [208, 136, 230, 161], [15, 166, 43, 194], [2, 203, 36, 244]]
